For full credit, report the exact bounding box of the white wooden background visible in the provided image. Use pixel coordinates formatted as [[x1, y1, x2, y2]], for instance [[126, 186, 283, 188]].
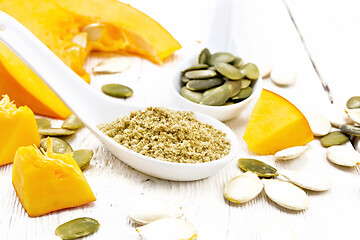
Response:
[[1, 0, 360, 239]]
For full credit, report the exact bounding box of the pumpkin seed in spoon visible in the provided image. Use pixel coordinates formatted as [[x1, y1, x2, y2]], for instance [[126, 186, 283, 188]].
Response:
[[55, 217, 100, 240], [36, 118, 51, 129], [40, 137, 73, 154], [238, 158, 278, 178], [184, 69, 217, 79], [182, 63, 209, 72], [278, 170, 331, 191], [200, 84, 232, 106], [72, 149, 93, 171], [223, 171, 263, 203], [39, 128, 75, 136], [340, 124, 360, 137], [320, 131, 349, 147], [62, 114, 83, 130], [346, 96, 360, 109], [101, 83, 133, 98], [215, 62, 244, 80], [275, 146, 309, 161], [186, 78, 222, 91], [198, 48, 211, 64], [241, 63, 260, 80], [208, 52, 235, 66], [232, 87, 252, 101], [326, 145, 360, 167], [262, 179, 309, 210], [180, 87, 203, 104]]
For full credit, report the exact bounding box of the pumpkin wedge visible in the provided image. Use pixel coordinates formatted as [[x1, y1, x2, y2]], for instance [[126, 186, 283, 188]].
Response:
[[0, 0, 180, 119], [0, 95, 40, 166], [12, 140, 96, 217], [243, 89, 313, 155]]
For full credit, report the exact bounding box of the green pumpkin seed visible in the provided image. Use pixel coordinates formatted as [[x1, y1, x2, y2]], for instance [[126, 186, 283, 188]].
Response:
[[55, 217, 100, 240], [232, 57, 244, 68], [40, 137, 73, 154], [340, 124, 360, 137], [39, 128, 75, 136], [215, 62, 244, 80], [180, 87, 203, 103], [184, 69, 217, 79], [224, 80, 242, 97], [200, 84, 232, 106], [320, 131, 349, 147], [62, 114, 83, 130], [186, 78, 222, 91], [183, 64, 209, 72], [209, 52, 235, 66], [238, 158, 278, 178], [101, 84, 133, 98], [72, 149, 93, 170], [36, 118, 51, 129], [346, 96, 360, 109], [241, 63, 260, 80], [198, 48, 211, 64], [240, 79, 251, 89], [232, 86, 252, 101], [181, 76, 190, 84]]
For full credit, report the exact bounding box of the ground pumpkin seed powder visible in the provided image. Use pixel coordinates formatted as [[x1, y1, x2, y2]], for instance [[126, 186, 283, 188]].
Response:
[[98, 107, 231, 163]]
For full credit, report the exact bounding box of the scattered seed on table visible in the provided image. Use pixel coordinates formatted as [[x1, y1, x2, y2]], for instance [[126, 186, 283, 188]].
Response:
[[101, 83, 133, 98], [40, 137, 73, 154], [275, 146, 309, 160], [238, 158, 278, 178], [320, 131, 349, 147], [55, 217, 100, 240]]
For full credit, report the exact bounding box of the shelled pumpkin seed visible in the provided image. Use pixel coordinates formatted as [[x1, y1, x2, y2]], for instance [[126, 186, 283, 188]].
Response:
[[55, 217, 100, 240], [180, 87, 203, 103], [62, 114, 83, 130], [346, 96, 360, 109], [320, 131, 349, 147], [39, 128, 75, 136], [36, 118, 51, 129], [238, 158, 278, 178], [340, 124, 360, 137], [72, 149, 93, 171], [101, 83, 133, 98], [179, 48, 259, 106], [40, 137, 73, 154]]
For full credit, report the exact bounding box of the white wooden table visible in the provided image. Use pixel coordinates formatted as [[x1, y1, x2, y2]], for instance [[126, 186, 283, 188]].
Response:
[[1, 0, 360, 239]]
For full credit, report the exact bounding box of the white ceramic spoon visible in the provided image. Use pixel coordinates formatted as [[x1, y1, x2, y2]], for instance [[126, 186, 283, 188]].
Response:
[[0, 11, 239, 181], [170, 0, 263, 121]]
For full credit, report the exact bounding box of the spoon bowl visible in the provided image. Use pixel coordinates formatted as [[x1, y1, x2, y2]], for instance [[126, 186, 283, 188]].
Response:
[[0, 11, 239, 181]]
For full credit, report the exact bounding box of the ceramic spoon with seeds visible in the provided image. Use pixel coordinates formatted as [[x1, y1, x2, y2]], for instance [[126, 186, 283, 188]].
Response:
[[0, 11, 239, 181]]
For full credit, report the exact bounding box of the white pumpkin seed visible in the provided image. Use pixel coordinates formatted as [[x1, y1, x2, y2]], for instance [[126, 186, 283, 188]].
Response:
[[275, 146, 309, 161], [278, 170, 331, 191], [305, 111, 331, 136], [324, 104, 353, 128], [344, 108, 360, 125], [136, 218, 197, 240], [326, 145, 360, 167], [128, 196, 183, 225], [92, 57, 131, 74], [82, 23, 104, 41], [262, 179, 308, 210], [260, 222, 297, 240], [270, 66, 297, 86], [223, 172, 263, 203], [71, 32, 88, 48], [256, 57, 272, 78]]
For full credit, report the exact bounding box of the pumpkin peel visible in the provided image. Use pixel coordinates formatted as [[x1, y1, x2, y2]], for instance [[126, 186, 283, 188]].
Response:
[[12, 140, 96, 217]]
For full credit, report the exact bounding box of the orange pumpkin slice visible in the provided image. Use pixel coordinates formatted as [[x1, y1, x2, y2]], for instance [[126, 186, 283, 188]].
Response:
[[0, 95, 40, 166], [243, 89, 314, 155], [12, 140, 96, 217]]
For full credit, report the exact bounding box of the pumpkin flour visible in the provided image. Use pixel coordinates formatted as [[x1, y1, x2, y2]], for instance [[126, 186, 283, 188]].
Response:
[[98, 107, 231, 163]]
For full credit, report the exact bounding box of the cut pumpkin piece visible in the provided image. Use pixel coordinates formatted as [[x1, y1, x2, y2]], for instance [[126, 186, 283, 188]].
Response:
[[243, 89, 313, 155], [12, 140, 96, 217], [0, 95, 40, 166], [0, 0, 180, 119]]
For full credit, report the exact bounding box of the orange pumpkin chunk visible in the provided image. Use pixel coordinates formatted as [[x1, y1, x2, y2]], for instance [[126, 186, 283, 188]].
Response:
[[12, 141, 96, 217], [0, 95, 40, 166], [243, 89, 314, 155]]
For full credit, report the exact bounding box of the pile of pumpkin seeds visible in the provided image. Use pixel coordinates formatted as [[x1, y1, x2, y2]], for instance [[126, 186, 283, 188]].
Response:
[[180, 48, 259, 106], [36, 114, 93, 171], [224, 158, 331, 211]]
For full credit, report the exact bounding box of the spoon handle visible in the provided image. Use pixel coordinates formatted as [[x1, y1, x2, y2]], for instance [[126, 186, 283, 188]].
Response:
[[0, 11, 108, 120]]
